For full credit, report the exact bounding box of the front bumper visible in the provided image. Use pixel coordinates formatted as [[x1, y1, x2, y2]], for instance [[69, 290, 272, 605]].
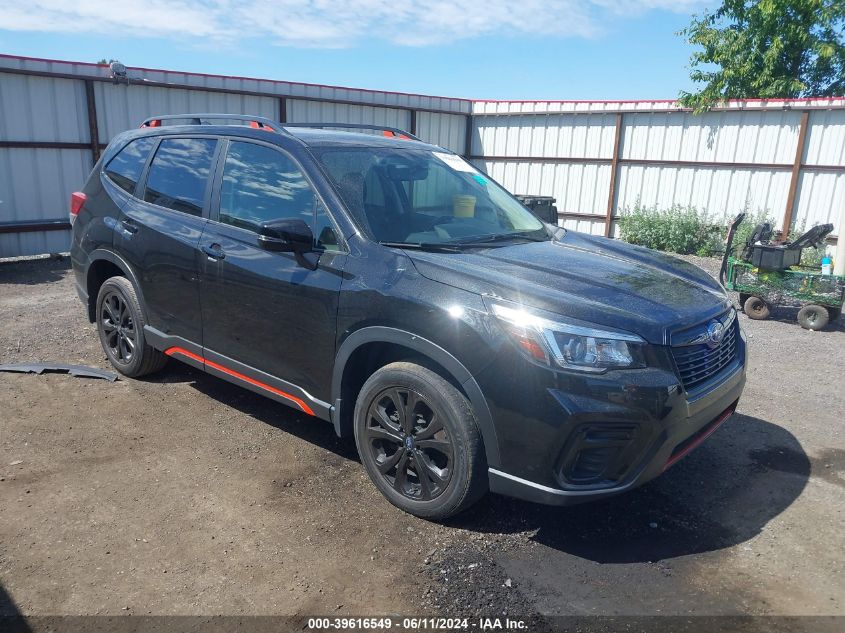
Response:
[[479, 330, 747, 506]]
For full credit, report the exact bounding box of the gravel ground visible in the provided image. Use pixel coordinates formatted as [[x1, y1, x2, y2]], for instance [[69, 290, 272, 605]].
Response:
[[0, 254, 843, 627]]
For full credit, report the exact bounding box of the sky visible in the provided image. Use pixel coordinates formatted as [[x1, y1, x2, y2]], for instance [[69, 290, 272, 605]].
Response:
[[0, 0, 714, 101]]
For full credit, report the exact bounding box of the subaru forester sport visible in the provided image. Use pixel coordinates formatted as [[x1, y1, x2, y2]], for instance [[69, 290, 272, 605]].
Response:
[[70, 114, 746, 519]]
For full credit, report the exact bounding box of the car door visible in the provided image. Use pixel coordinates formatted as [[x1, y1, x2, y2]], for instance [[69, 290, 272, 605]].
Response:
[[114, 136, 220, 345], [198, 137, 346, 412]]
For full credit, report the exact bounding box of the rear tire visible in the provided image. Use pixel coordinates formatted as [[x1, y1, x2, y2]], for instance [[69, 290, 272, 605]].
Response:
[[353, 362, 487, 520], [743, 295, 770, 320], [96, 276, 168, 377], [797, 304, 829, 331]]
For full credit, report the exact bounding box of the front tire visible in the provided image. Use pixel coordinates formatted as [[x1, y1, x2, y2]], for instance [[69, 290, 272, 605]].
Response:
[[96, 276, 167, 377], [743, 295, 770, 320], [353, 362, 487, 520]]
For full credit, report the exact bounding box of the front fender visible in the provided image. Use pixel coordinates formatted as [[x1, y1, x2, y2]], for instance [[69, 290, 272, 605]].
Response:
[[330, 326, 501, 468]]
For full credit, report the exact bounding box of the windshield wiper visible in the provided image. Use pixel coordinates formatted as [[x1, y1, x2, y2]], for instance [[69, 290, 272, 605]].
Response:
[[379, 241, 464, 253], [451, 231, 549, 247]]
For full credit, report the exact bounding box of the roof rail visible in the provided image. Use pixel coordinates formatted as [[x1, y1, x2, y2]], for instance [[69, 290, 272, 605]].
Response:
[[139, 114, 287, 134], [284, 123, 420, 141]]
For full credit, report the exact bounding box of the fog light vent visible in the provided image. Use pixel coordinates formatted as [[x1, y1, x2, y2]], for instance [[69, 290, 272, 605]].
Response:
[[557, 424, 638, 486], [571, 447, 619, 481]]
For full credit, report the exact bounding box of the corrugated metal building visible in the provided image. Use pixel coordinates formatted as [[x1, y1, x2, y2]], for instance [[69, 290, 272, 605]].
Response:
[[1, 54, 843, 258]]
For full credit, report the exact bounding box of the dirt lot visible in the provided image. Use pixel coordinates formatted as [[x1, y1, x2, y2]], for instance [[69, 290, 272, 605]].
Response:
[[1, 255, 843, 625]]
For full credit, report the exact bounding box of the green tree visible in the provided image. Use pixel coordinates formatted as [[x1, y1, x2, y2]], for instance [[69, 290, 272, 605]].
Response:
[[679, 0, 845, 112], [97, 58, 121, 65]]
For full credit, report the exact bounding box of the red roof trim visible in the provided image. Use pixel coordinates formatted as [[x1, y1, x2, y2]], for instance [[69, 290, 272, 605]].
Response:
[[473, 96, 845, 105], [0, 53, 472, 104], [1, 53, 841, 107]]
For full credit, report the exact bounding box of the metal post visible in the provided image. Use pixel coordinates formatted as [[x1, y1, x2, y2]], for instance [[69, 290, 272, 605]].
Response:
[[604, 113, 623, 237], [84, 79, 101, 163], [834, 206, 845, 276], [278, 97, 287, 123], [463, 113, 473, 159], [782, 110, 810, 240], [409, 110, 417, 136]]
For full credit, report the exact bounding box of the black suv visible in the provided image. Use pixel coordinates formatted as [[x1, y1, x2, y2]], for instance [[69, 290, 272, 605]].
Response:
[[70, 114, 746, 519]]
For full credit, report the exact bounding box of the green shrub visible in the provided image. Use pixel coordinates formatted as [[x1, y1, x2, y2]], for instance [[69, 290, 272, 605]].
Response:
[[800, 246, 828, 269], [620, 204, 834, 266], [618, 203, 725, 256]]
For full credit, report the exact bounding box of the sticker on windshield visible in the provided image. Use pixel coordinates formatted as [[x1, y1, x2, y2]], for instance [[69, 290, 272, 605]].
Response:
[[433, 151, 477, 173]]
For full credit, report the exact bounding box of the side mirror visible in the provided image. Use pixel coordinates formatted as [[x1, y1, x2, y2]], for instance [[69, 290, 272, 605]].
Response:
[[257, 218, 313, 254]]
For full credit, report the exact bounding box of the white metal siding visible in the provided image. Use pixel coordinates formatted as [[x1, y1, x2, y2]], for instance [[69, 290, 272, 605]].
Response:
[[621, 110, 801, 164], [416, 112, 466, 153], [0, 148, 91, 257], [0, 74, 90, 143], [794, 172, 845, 228], [475, 159, 610, 214], [470, 102, 845, 238], [616, 165, 793, 224], [475, 113, 617, 158], [95, 83, 278, 142], [286, 99, 411, 131], [804, 109, 845, 166]]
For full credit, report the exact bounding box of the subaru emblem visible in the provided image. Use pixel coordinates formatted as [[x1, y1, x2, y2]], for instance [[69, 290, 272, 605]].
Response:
[[706, 320, 725, 348]]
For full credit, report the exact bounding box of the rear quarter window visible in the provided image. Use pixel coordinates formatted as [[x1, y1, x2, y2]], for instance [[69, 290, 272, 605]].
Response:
[[104, 137, 156, 194]]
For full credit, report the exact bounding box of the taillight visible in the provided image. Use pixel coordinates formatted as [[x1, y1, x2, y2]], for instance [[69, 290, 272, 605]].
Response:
[[70, 191, 87, 225]]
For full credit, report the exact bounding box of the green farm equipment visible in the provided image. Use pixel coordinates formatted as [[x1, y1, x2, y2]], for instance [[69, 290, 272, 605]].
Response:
[[719, 213, 843, 330]]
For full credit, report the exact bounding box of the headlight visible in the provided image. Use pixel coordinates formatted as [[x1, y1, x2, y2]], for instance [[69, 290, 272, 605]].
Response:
[[486, 299, 646, 372]]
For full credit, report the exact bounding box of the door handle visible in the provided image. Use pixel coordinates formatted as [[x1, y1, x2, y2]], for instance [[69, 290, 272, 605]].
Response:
[[202, 243, 225, 260], [120, 219, 139, 234]]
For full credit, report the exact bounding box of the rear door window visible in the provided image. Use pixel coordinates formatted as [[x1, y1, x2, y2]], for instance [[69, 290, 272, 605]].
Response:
[[104, 137, 156, 194], [143, 138, 217, 216]]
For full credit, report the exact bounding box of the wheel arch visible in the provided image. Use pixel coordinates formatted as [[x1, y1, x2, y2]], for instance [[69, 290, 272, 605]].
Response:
[[84, 249, 147, 323], [331, 327, 501, 468]]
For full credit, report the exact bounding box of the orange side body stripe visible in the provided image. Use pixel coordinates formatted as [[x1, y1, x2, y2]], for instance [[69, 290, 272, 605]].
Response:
[[164, 347, 315, 416]]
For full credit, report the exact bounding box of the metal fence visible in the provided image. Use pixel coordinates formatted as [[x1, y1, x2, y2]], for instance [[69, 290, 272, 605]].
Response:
[[1, 54, 843, 258], [471, 100, 845, 240]]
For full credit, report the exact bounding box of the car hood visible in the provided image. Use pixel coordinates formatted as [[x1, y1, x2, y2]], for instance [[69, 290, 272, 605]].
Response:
[[404, 231, 731, 345]]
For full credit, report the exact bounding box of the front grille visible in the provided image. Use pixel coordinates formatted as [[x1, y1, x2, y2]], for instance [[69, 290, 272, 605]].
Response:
[[671, 316, 738, 390]]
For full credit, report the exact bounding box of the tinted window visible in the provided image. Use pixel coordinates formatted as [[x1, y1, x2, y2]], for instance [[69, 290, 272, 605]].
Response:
[[143, 138, 217, 216], [218, 141, 317, 233], [314, 147, 544, 244], [314, 202, 341, 252], [104, 137, 156, 194]]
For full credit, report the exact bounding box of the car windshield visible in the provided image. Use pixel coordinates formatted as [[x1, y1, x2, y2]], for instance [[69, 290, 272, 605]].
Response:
[[312, 146, 548, 246]]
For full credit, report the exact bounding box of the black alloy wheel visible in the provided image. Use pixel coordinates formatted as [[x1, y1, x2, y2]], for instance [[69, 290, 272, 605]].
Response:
[[364, 387, 454, 501], [95, 276, 168, 378], [100, 290, 136, 365]]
